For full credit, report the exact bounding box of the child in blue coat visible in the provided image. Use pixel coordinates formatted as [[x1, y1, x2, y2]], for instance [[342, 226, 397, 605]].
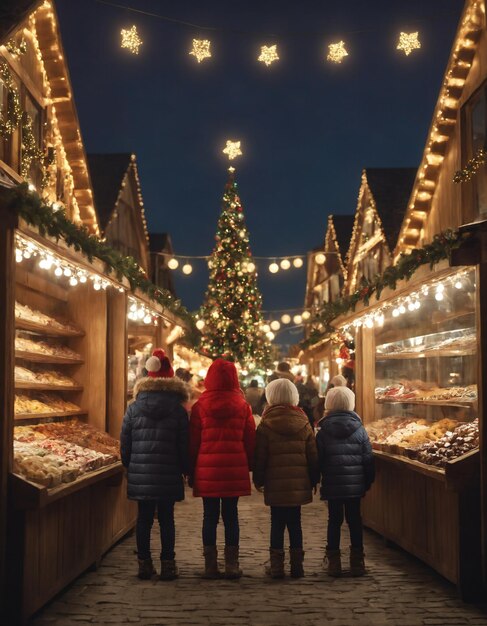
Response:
[[316, 386, 374, 577]]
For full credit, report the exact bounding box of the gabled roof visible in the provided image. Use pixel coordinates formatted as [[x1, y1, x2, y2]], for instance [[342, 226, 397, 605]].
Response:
[[329, 214, 355, 262], [364, 168, 417, 252], [87, 153, 132, 231]]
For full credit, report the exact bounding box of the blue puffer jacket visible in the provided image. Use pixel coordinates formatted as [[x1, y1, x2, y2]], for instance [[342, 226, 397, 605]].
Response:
[[316, 410, 375, 500], [120, 376, 190, 501]]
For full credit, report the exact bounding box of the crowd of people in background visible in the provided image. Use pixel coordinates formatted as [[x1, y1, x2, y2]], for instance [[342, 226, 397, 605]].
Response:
[[120, 350, 374, 583]]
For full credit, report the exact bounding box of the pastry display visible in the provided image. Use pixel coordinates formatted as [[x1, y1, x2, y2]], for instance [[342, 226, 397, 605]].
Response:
[[15, 336, 82, 361], [15, 302, 81, 333], [15, 366, 38, 382], [13, 421, 120, 487], [14, 394, 81, 415], [415, 419, 479, 467], [376, 328, 476, 356], [375, 382, 477, 404], [15, 365, 79, 387]]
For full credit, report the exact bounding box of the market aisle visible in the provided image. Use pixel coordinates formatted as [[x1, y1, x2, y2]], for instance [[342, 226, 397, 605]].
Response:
[[30, 490, 487, 626]]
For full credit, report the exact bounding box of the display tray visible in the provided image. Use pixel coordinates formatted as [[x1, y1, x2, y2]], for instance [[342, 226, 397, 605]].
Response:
[[15, 318, 84, 337], [376, 398, 475, 408], [15, 382, 83, 392], [15, 350, 84, 365], [14, 410, 87, 421], [376, 348, 476, 360], [10, 461, 124, 509]]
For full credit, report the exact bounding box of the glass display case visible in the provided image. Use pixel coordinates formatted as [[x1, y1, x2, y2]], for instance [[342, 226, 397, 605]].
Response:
[[368, 268, 479, 468]]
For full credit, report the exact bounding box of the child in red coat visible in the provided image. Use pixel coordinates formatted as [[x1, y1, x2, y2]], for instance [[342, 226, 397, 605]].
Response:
[[189, 359, 255, 579]]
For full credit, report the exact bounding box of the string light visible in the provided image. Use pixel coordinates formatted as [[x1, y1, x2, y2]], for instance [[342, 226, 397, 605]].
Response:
[[302, 310, 311, 320], [258, 44, 279, 66], [280, 259, 291, 270], [182, 263, 193, 275], [327, 41, 348, 63], [293, 314, 303, 325], [246, 261, 256, 273], [223, 140, 242, 161], [315, 252, 326, 265], [168, 258, 179, 269], [190, 39, 212, 63], [269, 262, 279, 274], [121, 25, 143, 54], [266, 331, 275, 341], [127, 296, 160, 325], [293, 258, 304, 268], [281, 314, 291, 324], [270, 320, 281, 331], [397, 31, 421, 56]]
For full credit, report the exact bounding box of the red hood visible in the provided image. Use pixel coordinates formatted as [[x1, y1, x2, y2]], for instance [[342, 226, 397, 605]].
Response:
[[204, 359, 240, 392]]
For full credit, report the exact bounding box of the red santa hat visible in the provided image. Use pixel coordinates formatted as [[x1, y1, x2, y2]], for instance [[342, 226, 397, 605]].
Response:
[[145, 348, 174, 378]]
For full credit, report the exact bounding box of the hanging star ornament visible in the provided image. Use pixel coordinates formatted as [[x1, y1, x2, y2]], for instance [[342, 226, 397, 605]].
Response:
[[190, 39, 212, 63], [223, 140, 242, 161], [258, 44, 279, 66], [397, 31, 421, 56], [121, 25, 143, 55], [327, 40, 348, 63]]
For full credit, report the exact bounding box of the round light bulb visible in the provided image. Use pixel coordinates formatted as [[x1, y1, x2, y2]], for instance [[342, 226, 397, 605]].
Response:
[[246, 262, 256, 273], [262, 324, 271, 333], [315, 253, 326, 265], [375, 314, 385, 327], [168, 258, 179, 270], [281, 314, 291, 324], [69, 276, 78, 287], [408, 302, 415, 312], [454, 281, 462, 289], [54, 266, 63, 276], [293, 257, 303, 268], [365, 317, 374, 329], [436, 283, 444, 292], [79, 274, 87, 283], [414, 301, 421, 309], [266, 331, 275, 341], [435, 291, 444, 301], [269, 262, 279, 274], [182, 263, 193, 275], [270, 320, 280, 331], [399, 305, 406, 314], [280, 259, 291, 270], [15, 251, 23, 263], [143, 315, 152, 324], [63, 267, 72, 277], [302, 310, 311, 320], [392, 308, 399, 318], [93, 282, 101, 291], [23, 250, 31, 259], [196, 319, 205, 330], [38, 259, 47, 269], [293, 314, 303, 325]]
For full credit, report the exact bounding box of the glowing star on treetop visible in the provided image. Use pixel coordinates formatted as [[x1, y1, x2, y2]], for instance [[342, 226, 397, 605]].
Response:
[[223, 140, 243, 161], [121, 25, 143, 55], [327, 40, 348, 64], [258, 44, 279, 66], [190, 39, 212, 63], [397, 31, 421, 56]]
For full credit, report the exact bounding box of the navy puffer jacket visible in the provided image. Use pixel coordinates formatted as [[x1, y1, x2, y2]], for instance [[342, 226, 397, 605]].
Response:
[[316, 410, 375, 500], [120, 376, 190, 501]]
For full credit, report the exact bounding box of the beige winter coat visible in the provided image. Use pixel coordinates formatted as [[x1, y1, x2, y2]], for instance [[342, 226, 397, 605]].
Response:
[[253, 404, 319, 507]]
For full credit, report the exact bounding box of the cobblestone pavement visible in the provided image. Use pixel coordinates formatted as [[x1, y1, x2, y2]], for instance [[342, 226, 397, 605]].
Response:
[[30, 489, 487, 626]]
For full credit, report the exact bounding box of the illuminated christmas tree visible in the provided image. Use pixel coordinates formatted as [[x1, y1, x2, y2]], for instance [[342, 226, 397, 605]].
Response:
[[199, 168, 271, 367]]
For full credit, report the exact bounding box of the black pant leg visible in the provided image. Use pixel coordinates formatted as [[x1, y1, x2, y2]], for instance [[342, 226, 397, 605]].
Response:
[[157, 500, 176, 560], [327, 499, 344, 550], [344, 498, 363, 549], [221, 497, 240, 546], [202, 497, 220, 547], [270, 507, 287, 549], [286, 506, 303, 549], [136, 500, 156, 560]]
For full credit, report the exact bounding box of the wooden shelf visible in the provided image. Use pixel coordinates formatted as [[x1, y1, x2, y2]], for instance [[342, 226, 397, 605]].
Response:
[[376, 397, 476, 408], [15, 382, 83, 392], [14, 410, 87, 421], [15, 350, 83, 365], [376, 347, 476, 360], [15, 318, 84, 337], [10, 462, 124, 509]]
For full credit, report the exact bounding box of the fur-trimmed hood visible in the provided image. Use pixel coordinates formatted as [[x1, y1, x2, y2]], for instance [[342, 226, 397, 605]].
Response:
[[133, 376, 190, 402]]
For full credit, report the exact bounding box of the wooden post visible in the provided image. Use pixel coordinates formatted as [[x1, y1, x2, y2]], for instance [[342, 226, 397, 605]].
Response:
[[0, 191, 17, 611], [107, 290, 128, 438], [355, 325, 375, 423]]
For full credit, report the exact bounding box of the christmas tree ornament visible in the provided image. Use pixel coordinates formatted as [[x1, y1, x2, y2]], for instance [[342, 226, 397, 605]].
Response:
[[121, 26, 143, 54], [258, 44, 279, 66], [190, 39, 212, 63], [327, 40, 348, 63], [397, 31, 421, 56], [223, 140, 243, 161]]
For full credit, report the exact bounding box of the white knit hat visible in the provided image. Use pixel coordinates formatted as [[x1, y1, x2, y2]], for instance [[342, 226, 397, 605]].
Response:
[[325, 386, 355, 412], [329, 374, 347, 387], [265, 378, 299, 406]]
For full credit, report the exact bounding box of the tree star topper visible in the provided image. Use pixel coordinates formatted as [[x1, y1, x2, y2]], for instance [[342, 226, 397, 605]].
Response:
[[397, 31, 421, 56], [258, 44, 279, 66], [190, 39, 212, 63], [223, 140, 242, 161], [121, 25, 143, 55], [327, 40, 348, 64]]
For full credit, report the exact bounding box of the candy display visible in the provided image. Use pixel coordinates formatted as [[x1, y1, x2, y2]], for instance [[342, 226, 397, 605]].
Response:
[[16, 336, 82, 361], [13, 421, 120, 487], [414, 419, 479, 467]]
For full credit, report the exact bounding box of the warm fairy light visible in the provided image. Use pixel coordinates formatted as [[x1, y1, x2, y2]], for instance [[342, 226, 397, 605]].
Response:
[[190, 39, 212, 63], [397, 31, 421, 56], [262, 324, 271, 333], [258, 44, 279, 66], [121, 25, 143, 55], [168, 258, 179, 270], [293, 314, 303, 325], [266, 331, 275, 341], [270, 320, 281, 331], [196, 319, 205, 330], [315, 252, 326, 265], [302, 310, 311, 320], [223, 140, 243, 161], [246, 261, 256, 273], [293, 257, 304, 268], [327, 41, 348, 63], [280, 259, 291, 270], [182, 263, 193, 275], [281, 314, 291, 324], [127, 296, 160, 325], [269, 262, 279, 274]]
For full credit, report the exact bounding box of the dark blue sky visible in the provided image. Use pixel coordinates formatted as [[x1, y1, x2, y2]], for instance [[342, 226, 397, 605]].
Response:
[[56, 0, 463, 345]]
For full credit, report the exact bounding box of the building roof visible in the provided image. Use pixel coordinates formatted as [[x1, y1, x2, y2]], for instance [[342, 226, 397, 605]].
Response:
[[364, 168, 417, 252], [87, 153, 132, 231], [0, 0, 40, 43], [330, 214, 355, 261]]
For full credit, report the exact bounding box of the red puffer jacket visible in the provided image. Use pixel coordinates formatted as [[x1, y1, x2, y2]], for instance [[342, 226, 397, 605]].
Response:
[[189, 359, 256, 498]]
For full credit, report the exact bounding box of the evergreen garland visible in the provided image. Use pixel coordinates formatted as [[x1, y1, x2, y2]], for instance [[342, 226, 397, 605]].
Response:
[[5, 184, 195, 327], [301, 229, 466, 348]]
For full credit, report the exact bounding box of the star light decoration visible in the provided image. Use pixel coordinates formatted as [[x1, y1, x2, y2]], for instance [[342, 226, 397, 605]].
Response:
[[397, 31, 421, 56], [258, 44, 279, 66], [190, 39, 212, 63], [223, 140, 242, 161], [327, 40, 348, 63], [121, 25, 143, 55]]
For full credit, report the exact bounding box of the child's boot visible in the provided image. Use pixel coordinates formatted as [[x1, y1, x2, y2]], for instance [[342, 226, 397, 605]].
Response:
[[266, 548, 285, 578], [160, 559, 178, 581], [203, 546, 220, 579], [324, 548, 341, 577], [224, 545, 242, 579], [289, 548, 305, 578], [350, 546, 366, 576], [137, 558, 156, 580]]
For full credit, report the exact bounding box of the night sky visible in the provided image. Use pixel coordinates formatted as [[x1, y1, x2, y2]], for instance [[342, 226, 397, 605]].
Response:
[[56, 0, 463, 347]]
